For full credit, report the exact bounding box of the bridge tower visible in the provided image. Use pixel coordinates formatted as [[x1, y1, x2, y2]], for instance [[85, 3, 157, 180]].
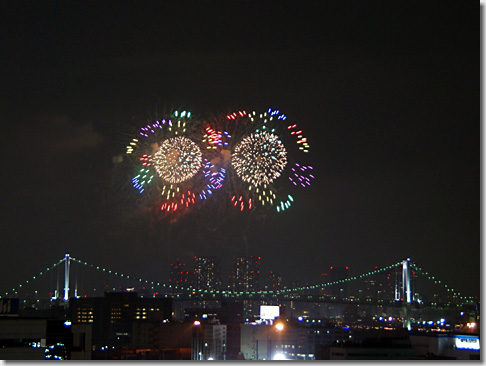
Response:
[[402, 258, 412, 330], [402, 258, 412, 303], [63, 253, 70, 301]]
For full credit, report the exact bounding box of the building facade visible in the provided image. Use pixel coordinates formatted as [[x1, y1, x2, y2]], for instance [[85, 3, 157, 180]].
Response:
[[194, 257, 222, 291], [233, 256, 261, 292], [70, 292, 172, 350], [0, 318, 92, 360], [169, 258, 190, 292]]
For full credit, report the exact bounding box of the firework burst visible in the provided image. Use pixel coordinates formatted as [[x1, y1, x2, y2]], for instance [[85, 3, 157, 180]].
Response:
[[124, 108, 314, 216], [203, 108, 315, 212], [125, 110, 206, 214]]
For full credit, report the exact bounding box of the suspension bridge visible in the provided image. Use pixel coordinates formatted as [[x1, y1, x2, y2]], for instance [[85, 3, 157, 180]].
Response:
[[1, 254, 477, 312]]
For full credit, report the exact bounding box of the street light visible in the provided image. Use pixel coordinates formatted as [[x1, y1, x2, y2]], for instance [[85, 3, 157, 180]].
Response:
[[193, 320, 202, 360], [274, 322, 285, 360]]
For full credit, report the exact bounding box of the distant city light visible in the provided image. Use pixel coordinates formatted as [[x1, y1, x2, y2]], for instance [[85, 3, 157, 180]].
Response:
[[275, 323, 284, 331], [193, 320, 201, 326]]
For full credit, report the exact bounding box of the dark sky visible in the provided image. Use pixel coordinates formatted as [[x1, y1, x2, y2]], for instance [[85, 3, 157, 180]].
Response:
[[0, 1, 479, 297]]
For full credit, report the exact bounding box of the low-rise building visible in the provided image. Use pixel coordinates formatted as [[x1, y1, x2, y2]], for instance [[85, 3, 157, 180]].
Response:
[[70, 292, 172, 349], [0, 318, 92, 360], [409, 332, 480, 360]]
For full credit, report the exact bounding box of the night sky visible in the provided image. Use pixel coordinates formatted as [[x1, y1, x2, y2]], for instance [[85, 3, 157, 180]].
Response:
[[1, 2, 479, 297]]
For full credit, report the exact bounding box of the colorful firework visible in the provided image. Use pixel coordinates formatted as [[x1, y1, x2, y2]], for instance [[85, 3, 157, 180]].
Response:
[[203, 108, 315, 212], [153, 136, 202, 184], [126, 110, 204, 213], [289, 163, 314, 188], [125, 108, 314, 215], [232, 131, 288, 186], [198, 124, 233, 201]]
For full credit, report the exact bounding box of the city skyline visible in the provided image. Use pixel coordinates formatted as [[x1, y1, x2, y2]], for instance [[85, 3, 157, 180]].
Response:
[[3, 253, 471, 309], [0, 1, 479, 302]]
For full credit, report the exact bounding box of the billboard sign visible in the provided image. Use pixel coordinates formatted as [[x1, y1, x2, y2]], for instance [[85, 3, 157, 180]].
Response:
[[455, 336, 480, 350], [260, 305, 279, 320]]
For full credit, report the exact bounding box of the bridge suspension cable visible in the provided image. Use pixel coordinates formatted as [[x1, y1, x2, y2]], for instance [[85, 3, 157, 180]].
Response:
[[1, 255, 476, 304], [71, 256, 404, 296], [1, 258, 65, 298], [409, 262, 476, 303]]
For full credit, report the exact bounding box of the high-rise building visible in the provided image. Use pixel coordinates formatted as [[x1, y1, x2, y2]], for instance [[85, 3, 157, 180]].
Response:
[[356, 267, 398, 301], [194, 257, 222, 291], [231, 257, 261, 320], [267, 271, 283, 292], [232, 256, 261, 292], [169, 258, 190, 292], [322, 266, 349, 298]]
